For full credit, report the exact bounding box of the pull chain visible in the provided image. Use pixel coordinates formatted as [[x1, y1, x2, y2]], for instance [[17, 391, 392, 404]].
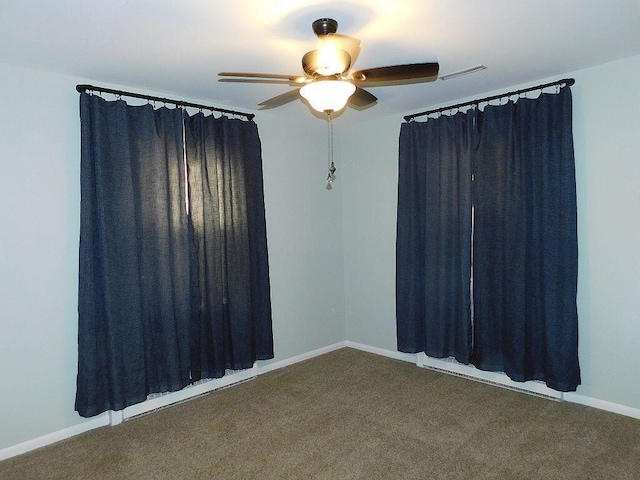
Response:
[[326, 111, 337, 190]]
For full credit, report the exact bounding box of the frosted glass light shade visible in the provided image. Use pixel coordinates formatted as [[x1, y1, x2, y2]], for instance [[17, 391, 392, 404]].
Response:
[[300, 80, 356, 113]]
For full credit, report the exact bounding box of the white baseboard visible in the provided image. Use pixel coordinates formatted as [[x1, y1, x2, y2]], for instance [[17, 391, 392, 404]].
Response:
[[345, 341, 417, 364], [0, 414, 109, 462], [564, 392, 640, 420], [257, 341, 347, 375]]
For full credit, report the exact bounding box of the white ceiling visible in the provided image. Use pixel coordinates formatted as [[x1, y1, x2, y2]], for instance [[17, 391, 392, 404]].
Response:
[[2, 1, 640, 121]]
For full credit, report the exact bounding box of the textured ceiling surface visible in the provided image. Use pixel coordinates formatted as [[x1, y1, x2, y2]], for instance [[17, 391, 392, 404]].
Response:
[[2, 1, 640, 120]]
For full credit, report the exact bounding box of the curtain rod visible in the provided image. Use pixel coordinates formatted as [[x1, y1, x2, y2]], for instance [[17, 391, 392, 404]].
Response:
[[403, 78, 575, 122], [76, 84, 255, 121]]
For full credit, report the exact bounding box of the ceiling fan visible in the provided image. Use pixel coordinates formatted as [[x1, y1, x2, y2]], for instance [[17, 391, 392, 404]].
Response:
[[218, 18, 439, 114]]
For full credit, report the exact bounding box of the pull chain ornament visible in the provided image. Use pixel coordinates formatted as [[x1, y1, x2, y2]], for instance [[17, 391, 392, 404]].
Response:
[[326, 111, 337, 190]]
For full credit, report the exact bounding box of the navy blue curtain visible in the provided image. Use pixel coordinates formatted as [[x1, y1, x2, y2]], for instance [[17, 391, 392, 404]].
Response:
[[473, 88, 579, 391], [396, 86, 580, 392], [76, 95, 192, 417], [397, 112, 474, 364], [184, 113, 273, 381], [76, 94, 273, 418]]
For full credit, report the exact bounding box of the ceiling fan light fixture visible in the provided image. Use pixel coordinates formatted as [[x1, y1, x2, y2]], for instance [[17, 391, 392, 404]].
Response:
[[300, 80, 356, 113]]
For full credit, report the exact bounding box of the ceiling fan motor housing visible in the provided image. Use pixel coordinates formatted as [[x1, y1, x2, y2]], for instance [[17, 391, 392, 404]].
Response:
[[312, 18, 338, 37]]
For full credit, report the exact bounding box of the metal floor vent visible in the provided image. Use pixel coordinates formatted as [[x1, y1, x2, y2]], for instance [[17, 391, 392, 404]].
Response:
[[423, 364, 561, 402], [125, 375, 257, 422]]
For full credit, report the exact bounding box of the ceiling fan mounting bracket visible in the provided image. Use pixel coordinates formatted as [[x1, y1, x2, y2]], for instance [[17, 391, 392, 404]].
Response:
[[312, 18, 338, 37]]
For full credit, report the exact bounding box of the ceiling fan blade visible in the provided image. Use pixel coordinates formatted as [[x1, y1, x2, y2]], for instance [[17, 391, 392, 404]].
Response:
[[258, 89, 301, 109], [351, 62, 439, 83], [302, 48, 351, 76], [219, 72, 306, 83], [219, 78, 296, 85], [348, 86, 377, 108]]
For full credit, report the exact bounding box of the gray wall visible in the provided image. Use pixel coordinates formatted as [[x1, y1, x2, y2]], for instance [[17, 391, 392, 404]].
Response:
[[258, 111, 346, 364], [342, 54, 640, 411]]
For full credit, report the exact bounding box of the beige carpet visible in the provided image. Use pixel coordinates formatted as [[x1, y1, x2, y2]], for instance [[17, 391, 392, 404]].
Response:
[[1, 348, 639, 479]]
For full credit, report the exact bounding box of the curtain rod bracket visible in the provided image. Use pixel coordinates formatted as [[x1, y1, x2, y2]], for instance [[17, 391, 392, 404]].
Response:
[[76, 84, 255, 121]]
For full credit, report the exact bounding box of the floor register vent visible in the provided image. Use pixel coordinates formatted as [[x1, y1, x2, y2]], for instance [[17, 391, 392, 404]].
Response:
[[419, 354, 563, 402]]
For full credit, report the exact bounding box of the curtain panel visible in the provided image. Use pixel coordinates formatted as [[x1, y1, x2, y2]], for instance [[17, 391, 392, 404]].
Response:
[[184, 113, 273, 381], [396, 111, 475, 364], [396, 87, 580, 392], [76, 94, 273, 418], [472, 89, 579, 391]]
